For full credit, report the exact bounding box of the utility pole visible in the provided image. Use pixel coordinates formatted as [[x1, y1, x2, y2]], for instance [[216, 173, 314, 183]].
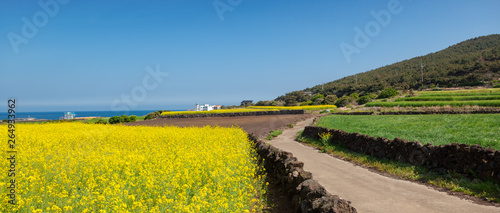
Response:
[[355, 74, 358, 85], [322, 82, 324, 91]]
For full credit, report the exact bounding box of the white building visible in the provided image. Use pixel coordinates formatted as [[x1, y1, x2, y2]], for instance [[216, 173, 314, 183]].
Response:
[[64, 112, 76, 119], [194, 103, 221, 111]]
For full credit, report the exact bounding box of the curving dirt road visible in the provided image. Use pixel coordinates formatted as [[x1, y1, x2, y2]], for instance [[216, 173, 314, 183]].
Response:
[[269, 118, 500, 213]]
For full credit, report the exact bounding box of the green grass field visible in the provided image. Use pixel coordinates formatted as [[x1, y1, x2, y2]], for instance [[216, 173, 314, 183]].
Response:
[[316, 114, 500, 150]]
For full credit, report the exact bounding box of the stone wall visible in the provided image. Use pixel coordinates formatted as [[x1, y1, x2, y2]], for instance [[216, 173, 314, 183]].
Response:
[[159, 110, 305, 119], [249, 134, 357, 213], [302, 126, 500, 181]]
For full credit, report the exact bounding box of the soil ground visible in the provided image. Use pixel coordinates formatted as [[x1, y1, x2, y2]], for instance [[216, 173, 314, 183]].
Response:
[[125, 114, 313, 138]]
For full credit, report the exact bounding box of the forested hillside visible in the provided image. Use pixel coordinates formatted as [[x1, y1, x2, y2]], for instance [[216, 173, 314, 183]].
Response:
[[276, 34, 500, 104]]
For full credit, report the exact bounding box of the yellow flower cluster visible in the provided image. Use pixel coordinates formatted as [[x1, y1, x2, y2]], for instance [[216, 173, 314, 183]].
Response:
[[1, 123, 265, 212], [249, 105, 337, 110], [161, 108, 278, 116]]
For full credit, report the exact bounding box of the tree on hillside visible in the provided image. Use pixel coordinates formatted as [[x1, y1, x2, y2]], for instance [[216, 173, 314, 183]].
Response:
[[285, 95, 298, 106], [377, 88, 399, 99], [324, 95, 338, 105]]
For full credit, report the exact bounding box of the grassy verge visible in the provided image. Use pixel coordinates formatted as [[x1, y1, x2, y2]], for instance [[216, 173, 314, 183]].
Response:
[[266, 130, 283, 140], [316, 114, 500, 149], [296, 131, 500, 203]]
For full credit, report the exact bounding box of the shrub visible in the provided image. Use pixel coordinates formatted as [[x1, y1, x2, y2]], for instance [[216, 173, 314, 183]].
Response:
[[349, 93, 359, 100], [285, 95, 298, 106], [266, 130, 283, 140], [335, 96, 357, 107], [357, 95, 373, 105], [311, 94, 325, 103], [300, 101, 312, 106], [324, 95, 338, 105], [319, 132, 332, 147], [108, 116, 122, 124], [109, 115, 136, 124], [377, 88, 399, 99], [121, 115, 130, 123], [94, 119, 107, 124], [494, 84, 500, 88]]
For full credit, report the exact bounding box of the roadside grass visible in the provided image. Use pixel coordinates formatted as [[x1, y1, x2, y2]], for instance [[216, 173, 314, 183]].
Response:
[[296, 131, 500, 203], [316, 114, 500, 150], [266, 130, 283, 140]]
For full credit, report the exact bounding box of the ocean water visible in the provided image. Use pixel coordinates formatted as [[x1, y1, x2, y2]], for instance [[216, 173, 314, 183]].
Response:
[[0, 110, 174, 120]]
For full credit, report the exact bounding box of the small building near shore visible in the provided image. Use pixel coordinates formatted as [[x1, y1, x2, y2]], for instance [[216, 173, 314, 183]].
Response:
[[194, 103, 221, 111]]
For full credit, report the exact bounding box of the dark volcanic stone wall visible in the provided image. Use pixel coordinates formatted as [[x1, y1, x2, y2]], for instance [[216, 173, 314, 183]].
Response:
[[302, 126, 500, 181], [248, 134, 357, 213]]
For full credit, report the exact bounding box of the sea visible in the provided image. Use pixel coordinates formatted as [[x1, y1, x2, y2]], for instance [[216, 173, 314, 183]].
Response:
[[0, 110, 179, 121]]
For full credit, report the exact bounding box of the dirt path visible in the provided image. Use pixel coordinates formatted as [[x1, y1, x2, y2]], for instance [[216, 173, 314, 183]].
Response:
[[269, 118, 500, 213]]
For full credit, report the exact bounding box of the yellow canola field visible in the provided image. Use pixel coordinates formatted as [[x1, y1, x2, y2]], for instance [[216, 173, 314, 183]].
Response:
[[1, 123, 264, 212], [160, 108, 278, 116], [248, 105, 337, 110]]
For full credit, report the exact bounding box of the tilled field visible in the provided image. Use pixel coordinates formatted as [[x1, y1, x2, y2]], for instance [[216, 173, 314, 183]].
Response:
[[125, 114, 313, 138]]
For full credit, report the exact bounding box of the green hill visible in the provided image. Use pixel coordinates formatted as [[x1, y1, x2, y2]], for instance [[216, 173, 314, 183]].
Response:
[[276, 34, 500, 104]]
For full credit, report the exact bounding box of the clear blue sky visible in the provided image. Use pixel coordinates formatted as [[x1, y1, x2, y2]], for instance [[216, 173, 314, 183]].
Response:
[[1, 0, 499, 112]]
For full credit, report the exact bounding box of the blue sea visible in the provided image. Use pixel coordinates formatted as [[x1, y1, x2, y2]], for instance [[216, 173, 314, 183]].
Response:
[[0, 110, 178, 120]]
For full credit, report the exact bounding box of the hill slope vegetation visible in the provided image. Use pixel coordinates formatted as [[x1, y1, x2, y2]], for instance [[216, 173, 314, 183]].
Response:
[[276, 34, 500, 103]]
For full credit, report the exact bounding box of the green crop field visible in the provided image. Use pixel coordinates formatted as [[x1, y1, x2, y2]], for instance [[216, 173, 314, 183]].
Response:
[[365, 100, 500, 107], [316, 114, 500, 150], [395, 96, 500, 102], [366, 88, 500, 107], [416, 88, 500, 95]]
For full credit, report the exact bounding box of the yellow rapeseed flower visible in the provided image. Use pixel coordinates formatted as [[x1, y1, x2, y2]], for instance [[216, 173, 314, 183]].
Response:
[[0, 123, 265, 212]]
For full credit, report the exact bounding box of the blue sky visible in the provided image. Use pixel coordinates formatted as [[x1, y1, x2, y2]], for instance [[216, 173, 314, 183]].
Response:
[[1, 0, 499, 112]]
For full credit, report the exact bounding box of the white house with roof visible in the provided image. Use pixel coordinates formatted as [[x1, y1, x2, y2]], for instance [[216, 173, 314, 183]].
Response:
[[194, 103, 222, 111]]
